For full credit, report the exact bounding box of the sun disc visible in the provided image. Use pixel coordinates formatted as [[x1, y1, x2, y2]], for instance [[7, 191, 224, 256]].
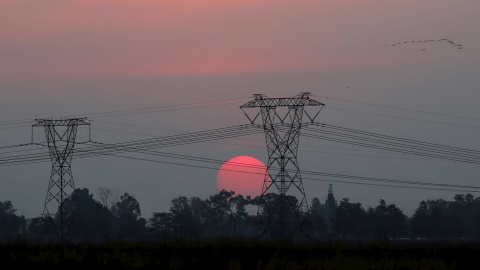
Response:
[[216, 156, 268, 198]]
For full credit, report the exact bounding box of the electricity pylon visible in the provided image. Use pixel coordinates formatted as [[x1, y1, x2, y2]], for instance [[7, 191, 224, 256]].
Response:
[[33, 118, 90, 240], [241, 92, 324, 239]]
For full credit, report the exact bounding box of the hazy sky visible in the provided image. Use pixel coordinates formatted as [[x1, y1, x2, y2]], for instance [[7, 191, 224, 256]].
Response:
[[1, 0, 480, 219]]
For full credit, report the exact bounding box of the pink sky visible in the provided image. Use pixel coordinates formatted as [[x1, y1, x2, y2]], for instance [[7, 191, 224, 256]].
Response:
[[0, 0, 477, 79], [1, 0, 480, 219]]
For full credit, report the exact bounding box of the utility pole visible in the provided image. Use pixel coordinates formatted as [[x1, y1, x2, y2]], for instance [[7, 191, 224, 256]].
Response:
[[33, 118, 90, 240], [240, 92, 324, 239]]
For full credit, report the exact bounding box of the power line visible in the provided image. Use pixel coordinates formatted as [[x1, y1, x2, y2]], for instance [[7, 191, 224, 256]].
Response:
[[4, 121, 480, 167], [324, 107, 480, 129], [307, 125, 479, 156], [2, 124, 479, 193], [62, 138, 480, 192], [0, 96, 250, 129], [0, 145, 45, 155], [4, 120, 480, 166], [0, 124, 263, 166], [80, 144, 480, 193], [299, 123, 480, 164], [84, 99, 249, 119], [92, 120, 179, 133], [315, 94, 480, 122], [0, 120, 34, 126], [92, 126, 441, 162], [0, 143, 36, 150], [83, 97, 250, 118], [94, 118, 450, 162]]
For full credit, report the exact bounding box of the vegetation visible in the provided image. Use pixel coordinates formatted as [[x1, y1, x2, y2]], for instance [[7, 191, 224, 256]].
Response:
[[3, 188, 480, 268], [2, 188, 480, 242]]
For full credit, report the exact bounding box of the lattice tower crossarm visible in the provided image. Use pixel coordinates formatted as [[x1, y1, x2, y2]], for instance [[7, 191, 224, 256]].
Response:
[[33, 118, 90, 240], [240, 92, 324, 239]]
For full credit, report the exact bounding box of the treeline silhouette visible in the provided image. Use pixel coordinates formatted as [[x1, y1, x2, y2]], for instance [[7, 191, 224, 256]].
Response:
[[1, 188, 480, 242]]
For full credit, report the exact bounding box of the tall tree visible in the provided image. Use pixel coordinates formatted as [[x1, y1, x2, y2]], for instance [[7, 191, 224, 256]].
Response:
[[369, 199, 406, 239], [256, 193, 302, 239], [169, 196, 203, 239], [332, 198, 367, 238], [411, 200, 431, 238], [0, 200, 25, 241], [227, 193, 252, 239], [62, 188, 114, 241], [111, 192, 146, 239], [149, 212, 174, 240], [411, 198, 461, 238], [97, 187, 121, 209], [306, 197, 327, 238], [203, 190, 235, 238], [27, 216, 55, 239], [323, 185, 337, 233], [149, 191, 260, 240]]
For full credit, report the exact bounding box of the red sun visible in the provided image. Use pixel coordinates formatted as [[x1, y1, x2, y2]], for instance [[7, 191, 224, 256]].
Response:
[[216, 156, 268, 198]]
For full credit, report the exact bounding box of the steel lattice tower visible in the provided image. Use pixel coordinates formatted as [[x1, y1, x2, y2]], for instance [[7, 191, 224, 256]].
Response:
[[33, 118, 90, 240], [241, 92, 324, 239]]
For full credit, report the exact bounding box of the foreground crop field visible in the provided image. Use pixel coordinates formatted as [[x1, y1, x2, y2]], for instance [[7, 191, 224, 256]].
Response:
[[2, 239, 480, 269]]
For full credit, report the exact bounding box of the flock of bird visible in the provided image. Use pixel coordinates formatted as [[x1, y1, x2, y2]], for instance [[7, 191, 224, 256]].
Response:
[[385, 38, 463, 51]]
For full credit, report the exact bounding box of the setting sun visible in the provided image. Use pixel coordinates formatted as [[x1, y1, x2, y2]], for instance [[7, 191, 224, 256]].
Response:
[[216, 156, 269, 198]]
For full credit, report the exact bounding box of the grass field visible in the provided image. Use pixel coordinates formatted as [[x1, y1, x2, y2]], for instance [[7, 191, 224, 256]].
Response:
[[2, 239, 480, 269]]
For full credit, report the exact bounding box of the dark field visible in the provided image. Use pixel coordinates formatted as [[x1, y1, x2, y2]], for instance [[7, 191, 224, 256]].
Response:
[[2, 239, 480, 270]]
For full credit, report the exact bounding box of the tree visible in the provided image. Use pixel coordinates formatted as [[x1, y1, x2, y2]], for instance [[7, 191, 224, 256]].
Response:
[[203, 190, 236, 238], [97, 187, 121, 209], [332, 198, 367, 238], [148, 191, 259, 241], [111, 192, 146, 240], [168, 196, 203, 239], [149, 196, 205, 240], [450, 194, 478, 238], [226, 193, 253, 239], [369, 199, 406, 239], [27, 216, 55, 239], [256, 193, 303, 239], [62, 188, 114, 241], [411, 198, 461, 238], [306, 197, 327, 238], [0, 200, 25, 241], [323, 189, 337, 233], [149, 212, 174, 240]]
